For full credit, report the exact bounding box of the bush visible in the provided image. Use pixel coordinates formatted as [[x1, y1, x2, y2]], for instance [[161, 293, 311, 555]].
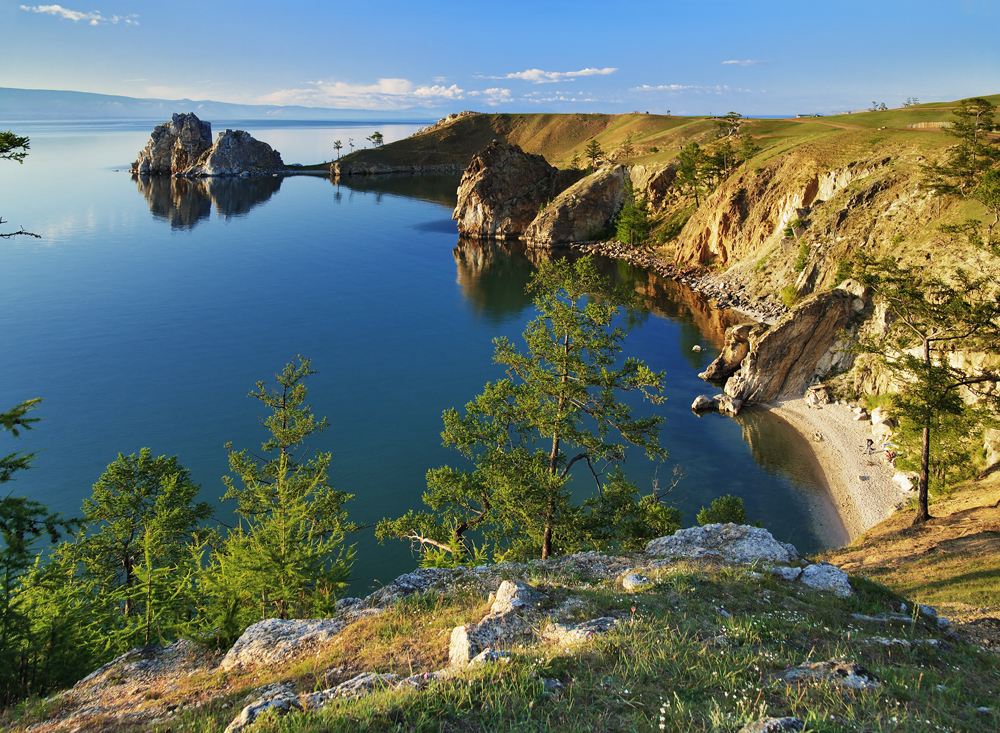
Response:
[[697, 494, 748, 525], [780, 285, 800, 308], [793, 240, 811, 272]]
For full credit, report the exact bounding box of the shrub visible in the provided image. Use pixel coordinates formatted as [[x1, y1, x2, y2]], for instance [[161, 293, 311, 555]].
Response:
[[793, 240, 811, 272], [780, 285, 800, 308], [697, 495, 748, 525]]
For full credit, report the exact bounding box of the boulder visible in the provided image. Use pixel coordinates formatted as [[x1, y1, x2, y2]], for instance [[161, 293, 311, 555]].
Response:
[[185, 129, 284, 177], [768, 565, 804, 582], [699, 323, 757, 381], [448, 581, 541, 667], [645, 523, 800, 564], [799, 562, 853, 597], [805, 384, 832, 407], [133, 113, 213, 175], [521, 165, 627, 246], [715, 393, 743, 415], [452, 141, 582, 240], [621, 572, 653, 591], [778, 660, 879, 690], [738, 718, 804, 733], [542, 617, 618, 645], [691, 394, 716, 411], [724, 289, 855, 404]]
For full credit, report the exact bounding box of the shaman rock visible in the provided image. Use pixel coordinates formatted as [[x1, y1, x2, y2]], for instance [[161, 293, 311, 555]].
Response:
[[521, 165, 626, 246], [452, 141, 582, 240], [133, 113, 213, 175], [185, 129, 284, 177]]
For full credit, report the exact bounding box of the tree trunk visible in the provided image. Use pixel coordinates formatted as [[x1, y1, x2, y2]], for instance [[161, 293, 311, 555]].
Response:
[[913, 337, 933, 525]]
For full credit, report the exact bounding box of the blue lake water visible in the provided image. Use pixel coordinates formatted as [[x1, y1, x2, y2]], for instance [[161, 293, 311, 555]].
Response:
[[0, 120, 847, 594]]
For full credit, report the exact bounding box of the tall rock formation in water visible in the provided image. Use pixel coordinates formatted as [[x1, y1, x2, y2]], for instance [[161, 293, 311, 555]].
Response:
[[133, 113, 214, 175], [521, 165, 626, 246]]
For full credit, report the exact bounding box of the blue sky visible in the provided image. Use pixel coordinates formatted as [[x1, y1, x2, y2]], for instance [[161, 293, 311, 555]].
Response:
[[2, 0, 998, 115]]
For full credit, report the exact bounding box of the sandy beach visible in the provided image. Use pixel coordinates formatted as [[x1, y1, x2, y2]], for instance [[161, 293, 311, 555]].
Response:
[[768, 396, 909, 541]]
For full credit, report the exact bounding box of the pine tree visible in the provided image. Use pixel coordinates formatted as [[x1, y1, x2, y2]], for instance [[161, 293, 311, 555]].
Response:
[[923, 97, 999, 197], [584, 139, 603, 171]]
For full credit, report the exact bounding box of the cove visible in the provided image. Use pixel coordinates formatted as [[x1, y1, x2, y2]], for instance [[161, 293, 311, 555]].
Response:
[[0, 121, 846, 595]]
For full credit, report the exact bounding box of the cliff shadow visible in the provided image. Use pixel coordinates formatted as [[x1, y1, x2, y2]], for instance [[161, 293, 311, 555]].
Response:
[[133, 175, 283, 229]]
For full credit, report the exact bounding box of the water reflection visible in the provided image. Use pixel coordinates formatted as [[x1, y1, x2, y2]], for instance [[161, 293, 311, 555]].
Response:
[[331, 173, 461, 208], [133, 175, 283, 229], [453, 238, 535, 323]]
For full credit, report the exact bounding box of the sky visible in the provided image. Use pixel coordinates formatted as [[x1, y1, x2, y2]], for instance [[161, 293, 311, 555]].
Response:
[[2, 0, 999, 116]]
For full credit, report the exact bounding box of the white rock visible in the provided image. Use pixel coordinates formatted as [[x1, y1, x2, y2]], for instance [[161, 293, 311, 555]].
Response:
[[692, 344, 703, 352], [800, 563, 853, 597], [621, 572, 653, 591], [768, 566, 804, 582], [691, 394, 716, 411], [645, 524, 800, 565], [893, 472, 915, 493]]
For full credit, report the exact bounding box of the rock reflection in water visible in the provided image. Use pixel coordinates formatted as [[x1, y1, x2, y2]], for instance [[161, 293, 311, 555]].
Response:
[[133, 175, 283, 229], [732, 407, 849, 550], [331, 173, 461, 209], [453, 237, 535, 323]]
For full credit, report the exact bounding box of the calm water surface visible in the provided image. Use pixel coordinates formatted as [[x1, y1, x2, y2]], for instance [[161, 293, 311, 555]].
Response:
[[0, 121, 846, 594]]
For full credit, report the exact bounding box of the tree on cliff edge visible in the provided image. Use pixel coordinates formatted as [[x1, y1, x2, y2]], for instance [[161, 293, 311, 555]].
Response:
[[856, 254, 1000, 524]]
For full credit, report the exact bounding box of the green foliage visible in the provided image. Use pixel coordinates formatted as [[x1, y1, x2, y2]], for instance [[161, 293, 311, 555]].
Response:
[[780, 285, 800, 308], [379, 256, 668, 562], [366, 131, 384, 148], [676, 142, 705, 205], [658, 204, 695, 243], [619, 133, 636, 163], [972, 168, 1000, 249], [333, 140, 343, 159], [615, 179, 651, 246], [581, 467, 682, 551], [738, 134, 761, 166], [584, 138, 602, 170], [922, 97, 999, 197], [697, 494, 749, 526], [793, 240, 811, 272], [649, 146, 659, 154], [893, 405, 985, 495], [854, 253, 1000, 523], [202, 357, 356, 637], [833, 257, 855, 284], [716, 111, 743, 137], [0, 131, 29, 164]]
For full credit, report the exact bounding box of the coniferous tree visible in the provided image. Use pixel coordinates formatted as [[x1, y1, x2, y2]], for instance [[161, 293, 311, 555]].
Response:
[[378, 257, 670, 562], [923, 97, 999, 197], [584, 139, 603, 171], [201, 357, 355, 638], [677, 142, 705, 205]]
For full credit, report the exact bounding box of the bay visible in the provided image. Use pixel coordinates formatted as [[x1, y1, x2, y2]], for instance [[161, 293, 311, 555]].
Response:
[[0, 120, 846, 595]]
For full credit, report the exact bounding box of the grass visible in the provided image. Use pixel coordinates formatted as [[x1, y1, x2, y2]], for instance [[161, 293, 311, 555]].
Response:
[[10, 554, 998, 733]]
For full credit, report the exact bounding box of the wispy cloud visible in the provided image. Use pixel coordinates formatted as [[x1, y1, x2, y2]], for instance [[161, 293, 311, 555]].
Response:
[[484, 67, 617, 84], [721, 59, 771, 66], [468, 88, 513, 106], [257, 78, 465, 109], [633, 84, 755, 94], [20, 4, 138, 25]]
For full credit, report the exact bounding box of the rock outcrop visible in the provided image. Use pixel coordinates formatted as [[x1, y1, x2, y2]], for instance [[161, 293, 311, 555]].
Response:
[[452, 141, 582, 240], [723, 288, 859, 405], [185, 129, 283, 177], [521, 165, 626, 246], [699, 323, 760, 381], [448, 580, 540, 667], [645, 523, 801, 565], [628, 164, 677, 212], [133, 113, 213, 175]]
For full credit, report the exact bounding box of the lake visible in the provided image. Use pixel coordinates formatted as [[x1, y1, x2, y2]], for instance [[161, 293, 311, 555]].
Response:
[[0, 120, 846, 594]]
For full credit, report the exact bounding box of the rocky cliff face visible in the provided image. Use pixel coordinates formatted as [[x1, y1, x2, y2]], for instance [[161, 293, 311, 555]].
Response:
[[699, 323, 762, 381], [521, 165, 626, 246], [132, 113, 213, 175], [723, 287, 862, 404], [629, 164, 677, 212], [186, 129, 284, 177], [452, 141, 582, 239]]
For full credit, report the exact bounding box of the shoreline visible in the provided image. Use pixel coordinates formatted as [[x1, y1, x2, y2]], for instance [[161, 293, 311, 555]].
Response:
[[767, 396, 906, 542]]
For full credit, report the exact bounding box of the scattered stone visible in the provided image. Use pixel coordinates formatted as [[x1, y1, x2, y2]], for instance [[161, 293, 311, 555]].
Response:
[[542, 616, 618, 645], [800, 562, 853, 597], [715, 393, 743, 415], [449, 581, 542, 667], [738, 717, 804, 733], [692, 344, 703, 352], [919, 604, 938, 619], [469, 649, 512, 666], [225, 683, 299, 733], [691, 394, 716, 411], [805, 384, 832, 407], [937, 616, 951, 630], [768, 565, 803, 582], [779, 660, 879, 690], [861, 637, 940, 648], [850, 612, 913, 623], [621, 572, 653, 591], [645, 523, 801, 565]]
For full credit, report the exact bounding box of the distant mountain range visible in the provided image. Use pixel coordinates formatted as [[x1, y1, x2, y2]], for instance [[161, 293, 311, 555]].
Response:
[[0, 87, 444, 122]]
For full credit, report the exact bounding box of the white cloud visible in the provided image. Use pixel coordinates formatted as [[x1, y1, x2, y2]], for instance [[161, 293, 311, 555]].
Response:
[[257, 78, 465, 110], [721, 59, 771, 66], [485, 67, 617, 84], [632, 84, 755, 94], [468, 88, 513, 106], [20, 4, 138, 24]]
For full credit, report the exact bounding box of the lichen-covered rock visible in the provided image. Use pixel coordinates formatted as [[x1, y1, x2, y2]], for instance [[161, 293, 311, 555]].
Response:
[[133, 113, 213, 175], [645, 523, 800, 564], [724, 289, 855, 404], [800, 562, 853, 597], [699, 323, 758, 381], [738, 717, 804, 733], [225, 683, 299, 733], [768, 565, 804, 582], [778, 660, 879, 690], [621, 572, 653, 591], [449, 581, 542, 667], [452, 141, 581, 240], [521, 165, 626, 246], [185, 129, 284, 177], [542, 617, 618, 645]]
